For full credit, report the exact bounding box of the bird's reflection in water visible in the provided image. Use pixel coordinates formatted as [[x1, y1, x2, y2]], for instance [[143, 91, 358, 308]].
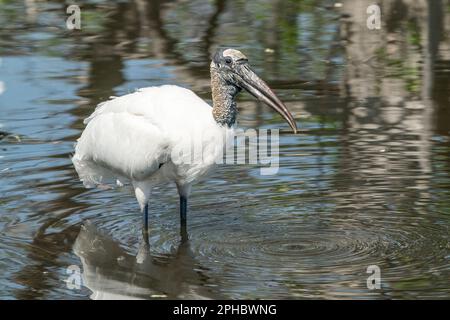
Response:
[[73, 222, 221, 300]]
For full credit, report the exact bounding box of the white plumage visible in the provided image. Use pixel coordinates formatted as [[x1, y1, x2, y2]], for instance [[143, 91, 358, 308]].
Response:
[[72, 48, 297, 239], [73, 85, 233, 211]]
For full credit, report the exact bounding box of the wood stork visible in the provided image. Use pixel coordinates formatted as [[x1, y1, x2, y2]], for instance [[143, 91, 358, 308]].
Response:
[[72, 48, 297, 241]]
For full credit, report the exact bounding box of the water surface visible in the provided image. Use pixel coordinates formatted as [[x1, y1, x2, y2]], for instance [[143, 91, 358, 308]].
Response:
[[0, 0, 449, 299]]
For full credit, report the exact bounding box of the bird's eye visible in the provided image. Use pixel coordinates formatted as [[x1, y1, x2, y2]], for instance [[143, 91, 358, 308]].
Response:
[[224, 57, 232, 64]]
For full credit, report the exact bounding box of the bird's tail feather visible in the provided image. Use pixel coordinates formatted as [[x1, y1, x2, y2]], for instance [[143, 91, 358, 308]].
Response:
[[71, 154, 127, 188]]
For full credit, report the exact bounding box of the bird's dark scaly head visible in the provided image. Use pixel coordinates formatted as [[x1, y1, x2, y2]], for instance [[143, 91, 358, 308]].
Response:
[[211, 48, 297, 133]]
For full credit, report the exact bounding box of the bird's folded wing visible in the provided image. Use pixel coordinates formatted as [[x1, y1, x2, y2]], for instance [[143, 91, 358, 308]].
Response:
[[74, 110, 170, 186], [74, 85, 215, 187]]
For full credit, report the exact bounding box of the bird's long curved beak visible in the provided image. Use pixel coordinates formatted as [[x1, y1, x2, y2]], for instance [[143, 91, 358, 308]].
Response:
[[236, 65, 298, 133]]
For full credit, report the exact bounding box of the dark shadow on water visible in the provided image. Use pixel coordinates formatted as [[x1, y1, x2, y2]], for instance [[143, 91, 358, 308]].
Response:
[[73, 222, 222, 299], [12, 224, 82, 300]]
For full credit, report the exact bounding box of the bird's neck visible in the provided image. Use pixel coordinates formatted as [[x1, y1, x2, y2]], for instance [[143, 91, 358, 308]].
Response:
[[210, 66, 240, 127]]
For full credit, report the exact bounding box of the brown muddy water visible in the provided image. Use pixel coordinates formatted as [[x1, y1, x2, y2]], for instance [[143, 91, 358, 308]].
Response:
[[0, 0, 449, 299]]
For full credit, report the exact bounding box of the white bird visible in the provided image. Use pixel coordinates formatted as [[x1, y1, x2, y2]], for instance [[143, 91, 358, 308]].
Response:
[[72, 48, 297, 241]]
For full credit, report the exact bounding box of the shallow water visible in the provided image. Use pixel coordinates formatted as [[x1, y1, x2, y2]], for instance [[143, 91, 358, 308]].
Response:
[[0, 0, 449, 299]]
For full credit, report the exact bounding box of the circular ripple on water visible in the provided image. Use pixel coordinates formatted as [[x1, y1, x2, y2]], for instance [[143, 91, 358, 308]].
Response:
[[192, 224, 388, 269], [185, 210, 449, 298], [86, 194, 449, 298]]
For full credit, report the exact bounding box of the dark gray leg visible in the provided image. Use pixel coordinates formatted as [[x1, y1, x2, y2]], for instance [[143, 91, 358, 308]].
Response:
[[142, 204, 149, 245], [180, 196, 188, 242]]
